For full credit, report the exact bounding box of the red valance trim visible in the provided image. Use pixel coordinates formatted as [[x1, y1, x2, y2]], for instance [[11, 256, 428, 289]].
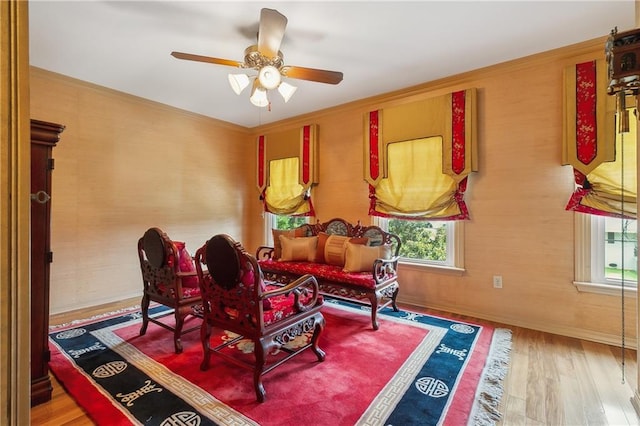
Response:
[[301, 125, 311, 185], [575, 61, 598, 166], [451, 90, 466, 175], [369, 110, 380, 180], [565, 188, 633, 219]]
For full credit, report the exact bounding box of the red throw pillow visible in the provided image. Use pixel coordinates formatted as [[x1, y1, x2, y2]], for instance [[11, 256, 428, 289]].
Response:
[[173, 241, 199, 288], [241, 262, 271, 310]]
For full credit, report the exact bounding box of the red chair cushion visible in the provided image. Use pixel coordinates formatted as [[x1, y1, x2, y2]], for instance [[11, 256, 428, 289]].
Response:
[[262, 284, 321, 325]]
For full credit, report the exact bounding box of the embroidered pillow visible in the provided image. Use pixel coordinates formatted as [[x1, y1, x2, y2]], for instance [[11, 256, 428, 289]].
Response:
[[343, 243, 392, 273], [279, 236, 318, 262], [324, 235, 369, 267]]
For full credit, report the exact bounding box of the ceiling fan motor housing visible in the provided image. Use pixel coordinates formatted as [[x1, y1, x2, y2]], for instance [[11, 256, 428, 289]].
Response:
[[243, 45, 284, 71]]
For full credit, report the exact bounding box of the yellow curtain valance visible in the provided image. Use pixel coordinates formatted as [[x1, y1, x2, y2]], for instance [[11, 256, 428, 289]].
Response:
[[365, 89, 477, 220], [257, 124, 318, 194], [264, 157, 312, 215], [364, 88, 477, 186], [562, 59, 637, 219], [257, 124, 318, 216]]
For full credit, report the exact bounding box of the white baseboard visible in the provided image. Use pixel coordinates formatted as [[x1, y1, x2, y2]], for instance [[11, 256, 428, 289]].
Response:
[[397, 295, 638, 350]]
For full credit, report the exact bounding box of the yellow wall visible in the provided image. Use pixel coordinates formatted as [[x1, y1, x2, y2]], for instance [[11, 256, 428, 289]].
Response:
[[30, 68, 252, 314], [249, 36, 636, 347], [30, 36, 637, 347]]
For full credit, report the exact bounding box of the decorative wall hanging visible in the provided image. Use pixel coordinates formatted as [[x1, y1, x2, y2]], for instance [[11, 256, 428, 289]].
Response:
[[364, 89, 477, 220], [606, 26, 640, 96]]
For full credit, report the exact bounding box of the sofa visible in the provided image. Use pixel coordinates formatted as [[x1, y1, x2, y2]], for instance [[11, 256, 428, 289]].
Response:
[[256, 218, 401, 330]]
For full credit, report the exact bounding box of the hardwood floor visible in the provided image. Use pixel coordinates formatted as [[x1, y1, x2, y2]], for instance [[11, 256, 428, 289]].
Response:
[[30, 299, 639, 425]]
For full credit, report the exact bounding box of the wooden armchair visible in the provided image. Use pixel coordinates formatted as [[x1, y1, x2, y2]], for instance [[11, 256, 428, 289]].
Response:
[[194, 234, 325, 402], [137, 227, 202, 354]]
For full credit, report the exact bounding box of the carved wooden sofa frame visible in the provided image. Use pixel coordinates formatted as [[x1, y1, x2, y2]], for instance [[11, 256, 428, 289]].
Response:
[[256, 218, 401, 330]]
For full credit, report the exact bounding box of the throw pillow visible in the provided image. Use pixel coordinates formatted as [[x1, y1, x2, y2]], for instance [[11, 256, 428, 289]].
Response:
[[343, 243, 392, 273], [314, 232, 330, 263], [173, 241, 199, 288], [271, 228, 305, 260], [279, 235, 318, 262], [241, 263, 271, 310], [324, 235, 369, 267]]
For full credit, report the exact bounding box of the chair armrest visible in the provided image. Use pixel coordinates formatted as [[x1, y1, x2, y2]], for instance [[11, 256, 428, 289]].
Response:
[[372, 256, 400, 285], [176, 270, 198, 278], [256, 246, 275, 260], [262, 274, 321, 312]]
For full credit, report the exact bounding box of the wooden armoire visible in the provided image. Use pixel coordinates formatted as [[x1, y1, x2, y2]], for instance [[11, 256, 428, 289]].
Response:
[[30, 119, 65, 406]]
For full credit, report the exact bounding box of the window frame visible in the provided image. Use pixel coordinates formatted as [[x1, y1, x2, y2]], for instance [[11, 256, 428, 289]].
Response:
[[263, 212, 311, 247], [372, 216, 465, 274], [573, 213, 637, 297]]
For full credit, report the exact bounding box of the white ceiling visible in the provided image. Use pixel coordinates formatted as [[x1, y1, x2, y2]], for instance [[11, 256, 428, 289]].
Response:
[[29, 1, 636, 128]]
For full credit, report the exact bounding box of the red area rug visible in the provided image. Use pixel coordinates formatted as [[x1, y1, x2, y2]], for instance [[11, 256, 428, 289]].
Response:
[[48, 301, 511, 425]]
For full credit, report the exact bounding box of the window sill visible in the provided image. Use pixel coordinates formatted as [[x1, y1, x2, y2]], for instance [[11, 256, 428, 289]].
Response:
[[399, 260, 465, 276], [573, 281, 637, 297]]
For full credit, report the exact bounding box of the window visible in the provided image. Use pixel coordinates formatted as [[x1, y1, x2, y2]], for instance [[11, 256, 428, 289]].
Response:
[[263, 213, 310, 246], [574, 214, 637, 296], [373, 217, 464, 271]]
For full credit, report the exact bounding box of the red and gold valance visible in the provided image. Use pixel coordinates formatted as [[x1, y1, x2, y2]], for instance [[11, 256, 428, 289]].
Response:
[[256, 124, 318, 194], [562, 59, 616, 175], [364, 89, 477, 221], [364, 89, 477, 186], [562, 59, 637, 219]]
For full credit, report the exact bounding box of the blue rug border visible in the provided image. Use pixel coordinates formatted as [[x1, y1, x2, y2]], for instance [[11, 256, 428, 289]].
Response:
[[49, 299, 511, 426]]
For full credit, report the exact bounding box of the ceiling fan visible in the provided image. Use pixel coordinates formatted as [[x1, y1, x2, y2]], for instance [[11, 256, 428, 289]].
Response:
[[171, 8, 343, 108]]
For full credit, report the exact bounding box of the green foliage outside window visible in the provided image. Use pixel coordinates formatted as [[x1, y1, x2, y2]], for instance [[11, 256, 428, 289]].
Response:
[[275, 215, 308, 230], [388, 219, 447, 262]]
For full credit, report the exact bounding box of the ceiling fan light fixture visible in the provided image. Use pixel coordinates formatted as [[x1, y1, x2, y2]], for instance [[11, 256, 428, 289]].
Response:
[[250, 81, 270, 107], [228, 73, 251, 95], [258, 65, 281, 90], [277, 81, 297, 103]]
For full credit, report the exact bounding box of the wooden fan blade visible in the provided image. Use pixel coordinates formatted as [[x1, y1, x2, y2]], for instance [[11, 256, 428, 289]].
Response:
[[171, 51, 243, 68], [257, 8, 287, 58], [281, 65, 343, 85]]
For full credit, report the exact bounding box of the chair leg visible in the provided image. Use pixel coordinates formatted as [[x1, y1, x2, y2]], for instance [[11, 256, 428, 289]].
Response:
[[173, 308, 186, 354], [391, 284, 400, 312], [200, 320, 212, 371], [311, 315, 326, 362], [139, 294, 150, 336], [369, 293, 380, 330], [254, 339, 267, 402]]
